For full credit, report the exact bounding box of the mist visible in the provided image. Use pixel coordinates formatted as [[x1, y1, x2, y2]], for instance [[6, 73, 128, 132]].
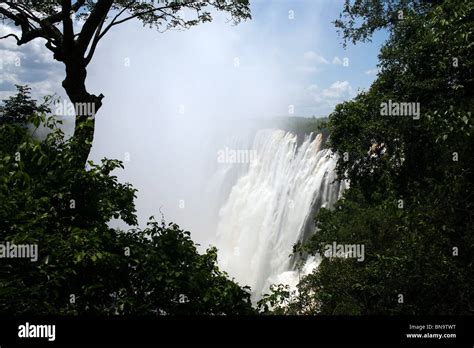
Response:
[[84, 3, 325, 248]]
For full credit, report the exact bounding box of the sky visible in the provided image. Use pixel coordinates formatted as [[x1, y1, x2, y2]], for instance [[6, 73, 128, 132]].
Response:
[[0, 0, 388, 239], [1, 0, 387, 117]]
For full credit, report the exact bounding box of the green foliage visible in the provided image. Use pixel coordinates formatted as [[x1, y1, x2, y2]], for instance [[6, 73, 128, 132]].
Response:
[[283, 117, 330, 142], [75, 0, 252, 29], [0, 90, 253, 315], [257, 284, 294, 315], [334, 0, 436, 46], [261, 0, 473, 315], [0, 85, 50, 126]]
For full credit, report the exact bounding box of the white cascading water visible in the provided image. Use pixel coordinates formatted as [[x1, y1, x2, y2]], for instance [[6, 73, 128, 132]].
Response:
[[212, 128, 346, 299]]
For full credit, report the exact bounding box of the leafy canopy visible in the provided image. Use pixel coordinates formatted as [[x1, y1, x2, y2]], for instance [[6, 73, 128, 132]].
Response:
[[260, 0, 473, 315], [0, 87, 253, 315]]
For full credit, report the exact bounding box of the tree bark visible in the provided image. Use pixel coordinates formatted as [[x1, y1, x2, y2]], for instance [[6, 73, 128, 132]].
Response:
[[62, 56, 103, 167]]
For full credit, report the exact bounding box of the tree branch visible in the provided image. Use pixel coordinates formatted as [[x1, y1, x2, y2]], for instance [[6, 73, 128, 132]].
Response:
[[44, 0, 86, 25], [97, 0, 135, 41], [84, 12, 107, 65], [61, 0, 75, 57], [0, 6, 31, 33], [77, 0, 113, 55], [0, 33, 20, 42], [85, 1, 185, 65], [0, 4, 63, 63], [104, 3, 191, 29], [4, 2, 38, 28]]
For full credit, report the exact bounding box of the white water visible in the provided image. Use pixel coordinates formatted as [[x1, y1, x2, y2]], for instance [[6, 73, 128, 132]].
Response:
[[212, 129, 346, 299]]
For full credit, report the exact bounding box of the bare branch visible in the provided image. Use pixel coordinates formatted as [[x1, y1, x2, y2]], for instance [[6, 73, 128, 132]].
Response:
[[0, 33, 20, 42], [104, 2, 192, 29], [85, 1, 181, 63], [84, 12, 107, 65], [0, 4, 62, 58], [97, 0, 135, 41], [77, 0, 113, 55], [4, 2, 38, 28], [0, 6, 31, 33]]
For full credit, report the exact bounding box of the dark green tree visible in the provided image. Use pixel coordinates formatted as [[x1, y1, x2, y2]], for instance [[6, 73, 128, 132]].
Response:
[[0, 85, 49, 125], [0, 89, 253, 315], [260, 0, 473, 315]]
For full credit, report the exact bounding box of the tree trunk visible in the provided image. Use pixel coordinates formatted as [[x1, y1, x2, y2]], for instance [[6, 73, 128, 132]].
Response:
[[62, 57, 103, 167]]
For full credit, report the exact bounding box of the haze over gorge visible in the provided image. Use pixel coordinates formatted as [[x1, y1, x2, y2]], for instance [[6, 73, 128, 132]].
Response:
[[103, 115, 348, 299], [0, 0, 472, 344]]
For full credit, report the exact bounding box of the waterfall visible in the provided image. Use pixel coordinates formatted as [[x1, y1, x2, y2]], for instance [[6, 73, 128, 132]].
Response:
[[212, 128, 346, 299]]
